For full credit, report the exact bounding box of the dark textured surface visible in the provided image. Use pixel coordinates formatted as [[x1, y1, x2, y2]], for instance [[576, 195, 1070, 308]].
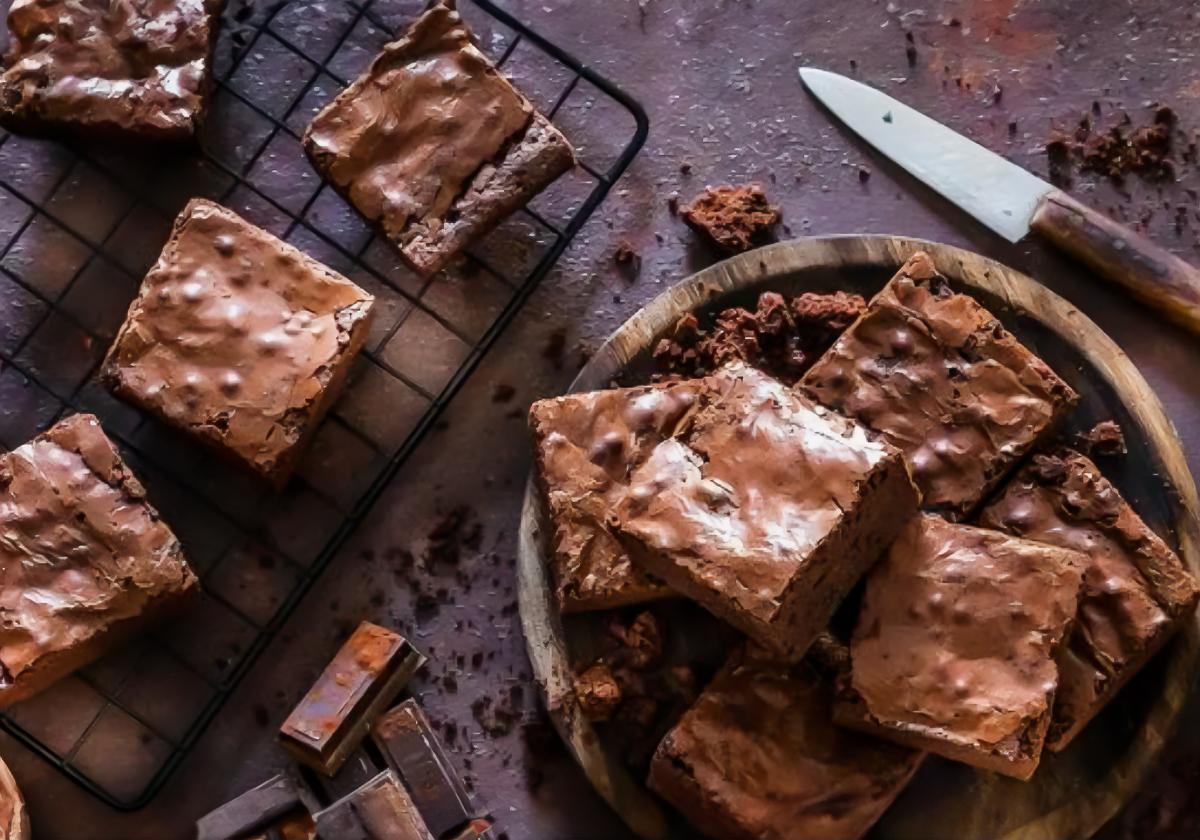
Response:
[[2, 1, 1200, 838]]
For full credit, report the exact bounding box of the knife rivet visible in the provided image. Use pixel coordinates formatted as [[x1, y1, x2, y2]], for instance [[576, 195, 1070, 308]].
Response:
[[882, 111, 894, 123]]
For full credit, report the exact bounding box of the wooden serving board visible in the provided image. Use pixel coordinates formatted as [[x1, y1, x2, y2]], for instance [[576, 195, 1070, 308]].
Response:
[[516, 236, 1200, 840]]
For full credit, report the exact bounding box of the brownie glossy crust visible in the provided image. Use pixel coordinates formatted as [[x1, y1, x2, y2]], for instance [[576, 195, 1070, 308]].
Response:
[[614, 363, 920, 661], [528, 382, 701, 612], [837, 514, 1084, 780], [102, 199, 374, 488], [0, 0, 223, 140], [303, 0, 575, 278], [802, 251, 1079, 520], [979, 449, 1200, 751], [0, 414, 196, 708], [649, 644, 923, 840]]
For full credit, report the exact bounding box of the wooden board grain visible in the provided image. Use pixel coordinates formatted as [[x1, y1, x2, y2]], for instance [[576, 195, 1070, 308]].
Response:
[[516, 235, 1200, 840]]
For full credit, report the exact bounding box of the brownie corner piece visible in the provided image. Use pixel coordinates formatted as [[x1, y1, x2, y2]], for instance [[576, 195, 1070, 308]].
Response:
[[102, 199, 374, 488], [838, 513, 1084, 779], [302, 0, 575, 278], [648, 644, 923, 840], [979, 448, 1200, 751], [527, 381, 701, 613], [614, 363, 920, 661], [0, 0, 223, 140], [0, 413, 196, 708], [802, 250, 1078, 520]]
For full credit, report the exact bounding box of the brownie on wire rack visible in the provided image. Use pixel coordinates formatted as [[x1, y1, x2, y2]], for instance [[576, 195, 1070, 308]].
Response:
[[303, 0, 576, 277]]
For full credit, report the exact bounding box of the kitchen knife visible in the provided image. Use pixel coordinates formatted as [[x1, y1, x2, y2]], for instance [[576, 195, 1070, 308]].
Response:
[[799, 67, 1200, 334]]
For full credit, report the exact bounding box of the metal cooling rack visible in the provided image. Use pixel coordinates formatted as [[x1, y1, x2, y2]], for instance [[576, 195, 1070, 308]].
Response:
[[0, 0, 647, 809]]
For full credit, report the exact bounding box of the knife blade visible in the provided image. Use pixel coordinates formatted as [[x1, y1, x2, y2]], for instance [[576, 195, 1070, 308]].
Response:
[[799, 66, 1200, 335]]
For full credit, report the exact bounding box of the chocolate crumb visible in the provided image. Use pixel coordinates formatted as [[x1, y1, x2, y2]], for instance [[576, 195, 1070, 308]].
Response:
[[613, 240, 642, 276], [491, 383, 516, 403], [575, 663, 622, 722], [1076, 420, 1127, 457], [681, 184, 781, 253], [541, 328, 567, 370]]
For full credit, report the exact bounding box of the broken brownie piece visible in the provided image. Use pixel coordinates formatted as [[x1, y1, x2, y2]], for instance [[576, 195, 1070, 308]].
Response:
[[836, 514, 1085, 780], [528, 381, 701, 612], [649, 643, 923, 840], [303, 0, 575, 278], [613, 363, 920, 661], [681, 184, 780, 253], [0, 0, 223, 140], [803, 251, 1079, 520], [979, 449, 1199, 750], [101, 199, 375, 488], [0, 414, 197, 708], [313, 770, 434, 840]]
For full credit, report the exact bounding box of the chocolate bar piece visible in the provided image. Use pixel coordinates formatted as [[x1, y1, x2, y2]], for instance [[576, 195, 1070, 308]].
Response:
[[313, 771, 434, 840], [196, 774, 318, 840], [0, 413, 197, 708], [280, 622, 425, 776], [372, 700, 482, 838]]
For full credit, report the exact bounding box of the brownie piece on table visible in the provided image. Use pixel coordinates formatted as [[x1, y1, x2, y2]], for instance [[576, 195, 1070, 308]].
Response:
[[649, 643, 923, 840], [681, 184, 781, 254], [303, 0, 575, 278], [313, 770, 434, 840], [528, 381, 702, 612], [0, 414, 196, 708], [613, 363, 920, 661], [979, 450, 1199, 751], [0, 0, 223, 140], [102, 199, 374, 488], [837, 514, 1085, 780], [802, 251, 1079, 520], [196, 774, 318, 840]]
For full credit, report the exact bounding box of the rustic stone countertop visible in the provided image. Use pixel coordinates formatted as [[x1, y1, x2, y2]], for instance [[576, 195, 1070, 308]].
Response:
[[2, 1, 1200, 838]]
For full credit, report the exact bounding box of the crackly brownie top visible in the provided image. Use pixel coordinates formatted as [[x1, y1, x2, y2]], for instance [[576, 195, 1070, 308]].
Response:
[[850, 514, 1083, 760], [0, 414, 194, 691], [103, 199, 373, 477], [654, 644, 922, 840], [304, 0, 533, 244], [616, 363, 902, 623], [979, 449, 1199, 735], [0, 0, 219, 135], [802, 251, 1078, 519], [530, 382, 700, 610]]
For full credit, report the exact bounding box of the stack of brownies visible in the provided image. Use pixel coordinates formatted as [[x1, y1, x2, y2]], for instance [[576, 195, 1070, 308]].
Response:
[[0, 0, 573, 792], [529, 251, 1200, 840]]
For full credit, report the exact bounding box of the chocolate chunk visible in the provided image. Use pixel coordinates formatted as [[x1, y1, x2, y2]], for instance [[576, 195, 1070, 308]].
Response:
[[1076, 419, 1127, 457], [575, 664, 622, 722], [196, 774, 318, 840], [313, 771, 434, 840], [280, 622, 425, 776]]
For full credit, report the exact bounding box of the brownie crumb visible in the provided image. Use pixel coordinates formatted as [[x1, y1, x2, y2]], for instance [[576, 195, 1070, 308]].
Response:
[[542, 328, 567, 370], [575, 663, 622, 722], [491, 383, 516, 403], [1047, 107, 1182, 185], [613, 240, 642, 277], [681, 184, 781, 253], [1076, 419, 1127, 457], [652, 290, 866, 385]]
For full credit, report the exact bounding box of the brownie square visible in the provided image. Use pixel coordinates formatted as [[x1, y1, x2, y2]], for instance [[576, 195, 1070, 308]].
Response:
[[0, 414, 197, 708], [649, 643, 923, 840], [302, 0, 575, 278], [836, 514, 1085, 779], [101, 199, 374, 488], [979, 449, 1200, 751], [802, 251, 1079, 520], [613, 363, 920, 661], [528, 381, 702, 613], [0, 0, 224, 141]]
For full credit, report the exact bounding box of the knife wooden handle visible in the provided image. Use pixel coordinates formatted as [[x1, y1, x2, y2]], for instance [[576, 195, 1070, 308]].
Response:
[[1030, 189, 1200, 334]]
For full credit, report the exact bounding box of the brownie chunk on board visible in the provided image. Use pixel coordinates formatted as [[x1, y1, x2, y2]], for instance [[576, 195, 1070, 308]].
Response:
[[0, 0, 223, 141], [681, 184, 781, 254], [528, 381, 701, 612], [303, 0, 575, 278], [102, 199, 374, 488], [802, 251, 1079, 520], [649, 643, 923, 840], [613, 363, 920, 662], [979, 449, 1199, 751], [0, 414, 197, 708], [836, 514, 1085, 780]]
